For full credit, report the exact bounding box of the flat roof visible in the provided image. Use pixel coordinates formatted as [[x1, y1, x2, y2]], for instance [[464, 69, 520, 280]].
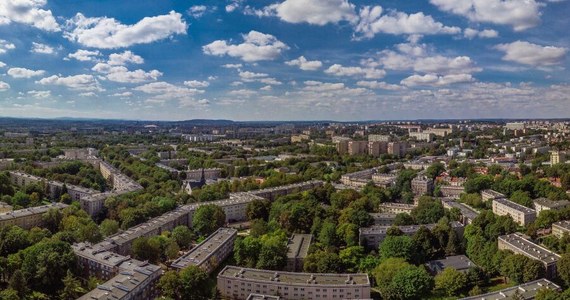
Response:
[[553, 220, 570, 231], [459, 279, 560, 300], [481, 189, 506, 198], [77, 266, 160, 300], [533, 198, 570, 209], [360, 222, 464, 235], [499, 233, 560, 264], [171, 227, 237, 269], [494, 198, 536, 215], [442, 200, 480, 220], [0, 202, 68, 221], [426, 255, 476, 273], [369, 213, 397, 219], [219, 266, 370, 286], [72, 242, 131, 268], [286, 234, 313, 259]]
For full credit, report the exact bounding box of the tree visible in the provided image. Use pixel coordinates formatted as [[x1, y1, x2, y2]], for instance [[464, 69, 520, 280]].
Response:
[[0, 226, 31, 256], [158, 270, 181, 299], [246, 199, 271, 221], [192, 204, 226, 236], [42, 208, 63, 233], [535, 288, 562, 300], [234, 236, 262, 268], [9, 270, 27, 298], [256, 235, 288, 270], [318, 221, 338, 247], [426, 162, 445, 180], [179, 266, 210, 299], [557, 252, 570, 286], [411, 197, 444, 224], [303, 250, 343, 273], [510, 191, 533, 208], [132, 237, 161, 263], [393, 213, 415, 226], [501, 254, 544, 284], [434, 267, 468, 296], [59, 270, 85, 300], [372, 257, 410, 296], [412, 226, 439, 263], [99, 219, 119, 237], [339, 246, 365, 272], [379, 235, 415, 262], [390, 265, 434, 300], [463, 175, 492, 194], [171, 226, 194, 249], [0, 289, 19, 300]]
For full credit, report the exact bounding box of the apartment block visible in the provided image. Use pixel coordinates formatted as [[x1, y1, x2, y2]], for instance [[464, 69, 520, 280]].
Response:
[[171, 228, 237, 274], [0, 203, 68, 229], [368, 141, 388, 157], [369, 213, 397, 226], [481, 189, 506, 202], [378, 202, 416, 214], [409, 132, 434, 142], [368, 134, 391, 142], [552, 220, 570, 238], [459, 279, 560, 300], [441, 199, 480, 225], [348, 141, 368, 156], [359, 222, 464, 249], [217, 266, 371, 300], [411, 175, 434, 196], [186, 168, 222, 181], [387, 142, 407, 157], [439, 185, 465, 198], [533, 198, 570, 215], [498, 233, 560, 278], [550, 150, 567, 165], [286, 234, 313, 272], [492, 198, 536, 226]]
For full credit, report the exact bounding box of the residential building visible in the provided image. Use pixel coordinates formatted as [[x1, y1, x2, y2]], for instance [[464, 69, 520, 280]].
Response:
[[492, 198, 537, 226], [533, 198, 570, 215], [369, 213, 397, 226], [0, 201, 12, 213], [552, 220, 570, 238], [368, 141, 388, 157], [286, 234, 313, 272], [439, 185, 465, 198], [550, 150, 567, 165], [348, 141, 368, 156], [0, 203, 68, 229], [368, 134, 391, 142], [187, 168, 222, 181], [498, 233, 561, 278], [481, 189, 506, 202], [505, 122, 526, 131], [171, 228, 237, 274], [441, 199, 480, 225], [291, 134, 310, 143], [426, 255, 476, 275], [359, 222, 464, 249], [378, 202, 416, 214], [409, 132, 434, 142], [217, 266, 371, 300], [247, 294, 281, 300], [459, 279, 560, 300], [387, 142, 407, 157], [411, 175, 434, 196]]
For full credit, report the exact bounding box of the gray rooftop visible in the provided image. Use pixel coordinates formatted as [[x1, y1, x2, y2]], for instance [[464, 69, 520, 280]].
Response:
[[442, 199, 480, 220], [553, 220, 570, 231], [499, 233, 560, 265], [533, 198, 570, 209], [481, 189, 506, 198], [0, 202, 68, 221], [494, 198, 537, 215], [360, 221, 464, 235], [286, 234, 313, 259], [459, 279, 560, 300], [171, 227, 237, 269], [426, 255, 476, 274]]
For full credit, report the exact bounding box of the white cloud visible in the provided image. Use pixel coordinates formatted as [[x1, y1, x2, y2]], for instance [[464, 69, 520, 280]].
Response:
[[226, 0, 241, 12], [67, 49, 101, 61], [355, 6, 460, 39], [0, 61, 6, 68], [285, 56, 322, 71], [325, 64, 386, 79], [401, 73, 474, 87], [7, 67, 45, 78], [229, 89, 257, 97], [79, 92, 97, 97], [203, 31, 289, 62], [188, 5, 208, 18], [222, 63, 243, 69], [37, 74, 103, 91], [0, 40, 15, 54], [259, 77, 282, 85], [0, 81, 10, 91], [260, 85, 272, 91], [31, 42, 55, 54], [495, 41, 567, 67], [108, 51, 144, 65], [184, 80, 210, 88], [464, 28, 498, 39], [64, 11, 187, 49], [28, 90, 51, 98], [269, 0, 358, 25], [239, 70, 268, 80], [112, 91, 132, 97], [134, 81, 203, 103], [429, 0, 541, 31], [356, 80, 405, 90], [0, 0, 60, 32], [92, 63, 162, 83]]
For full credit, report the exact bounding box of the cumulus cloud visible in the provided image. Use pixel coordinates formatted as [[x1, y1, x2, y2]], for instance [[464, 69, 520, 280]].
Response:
[[64, 11, 187, 49], [7, 67, 45, 78], [401, 73, 474, 87], [31, 42, 55, 54], [134, 81, 203, 101], [325, 64, 386, 79], [238, 70, 282, 85], [0, 0, 60, 32], [28, 90, 51, 98], [356, 80, 405, 90], [108, 51, 144, 65], [37, 74, 103, 91], [92, 63, 162, 83], [203, 31, 289, 62], [429, 0, 541, 31], [464, 28, 498, 39], [355, 6, 460, 39], [188, 5, 208, 18], [79, 92, 97, 97], [226, 0, 242, 13], [494, 41, 567, 67], [251, 0, 358, 25], [112, 91, 132, 97], [0, 61, 5, 68], [222, 63, 243, 69], [184, 80, 210, 88], [0, 40, 16, 54], [67, 49, 101, 61], [0, 81, 10, 91], [285, 56, 322, 71]]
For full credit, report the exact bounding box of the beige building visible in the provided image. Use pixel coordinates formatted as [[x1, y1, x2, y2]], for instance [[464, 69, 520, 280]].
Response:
[[187, 168, 222, 181], [286, 234, 313, 272], [459, 279, 560, 300], [217, 266, 371, 300], [359, 222, 464, 249], [492, 198, 536, 226], [348, 141, 368, 156], [498, 233, 560, 278], [439, 185, 465, 198], [481, 189, 506, 202], [409, 132, 434, 142], [411, 175, 434, 196], [368, 134, 391, 142], [387, 142, 407, 157], [0, 203, 68, 229], [379, 202, 416, 214], [533, 198, 570, 215], [552, 220, 570, 238], [368, 141, 388, 157], [291, 134, 310, 143], [550, 150, 567, 165], [171, 227, 237, 274]]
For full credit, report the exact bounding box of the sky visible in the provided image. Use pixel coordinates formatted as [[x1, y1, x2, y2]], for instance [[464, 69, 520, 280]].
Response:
[[0, 0, 569, 121]]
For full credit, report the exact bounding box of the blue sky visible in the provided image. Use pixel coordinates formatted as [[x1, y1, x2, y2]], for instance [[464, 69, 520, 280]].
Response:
[[0, 0, 569, 121]]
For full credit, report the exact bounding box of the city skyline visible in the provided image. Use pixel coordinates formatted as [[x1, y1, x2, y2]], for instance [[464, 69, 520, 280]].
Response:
[[0, 0, 569, 121]]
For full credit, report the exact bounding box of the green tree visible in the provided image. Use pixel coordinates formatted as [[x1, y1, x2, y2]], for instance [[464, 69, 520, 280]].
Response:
[[412, 226, 439, 263], [303, 250, 343, 273], [192, 204, 226, 236], [557, 252, 570, 286], [42, 208, 63, 233], [246, 199, 271, 221], [171, 226, 194, 249], [411, 197, 444, 224], [132, 237, 161, 263], [393, 213, 415, 226], [318, 221, 338, 247], [234, 236, 262, 268], [9, 269, 27, 298], [99, 219, 119, 237], [535, 288, 562, 300], [59, 270, 85, 300], [256, 235, 288, 270], [390, 265, 434, 300], [379, 235, 415, 262], [510, 190, 533, 207], [158, 270, 181, 299], [179, 266, 210, 299], [434, 267, 468, 296], [339, 246, 365, 272]]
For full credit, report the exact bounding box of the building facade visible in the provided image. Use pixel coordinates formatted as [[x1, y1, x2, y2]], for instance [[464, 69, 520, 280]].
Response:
[[498, 233, 560, 279], [286, 234, 313, 272], [492, 198, 536, 226]]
